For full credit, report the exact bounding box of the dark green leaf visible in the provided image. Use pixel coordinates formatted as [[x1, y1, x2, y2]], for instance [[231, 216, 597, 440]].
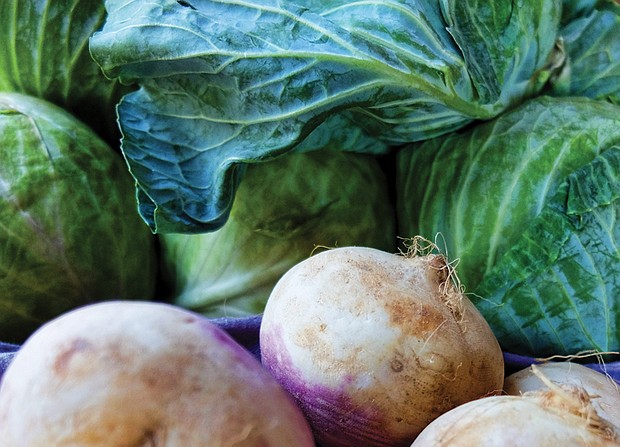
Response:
[[90, 0, 561, 232], [551, 7, 620, 103], [396, 96, 620, 356]]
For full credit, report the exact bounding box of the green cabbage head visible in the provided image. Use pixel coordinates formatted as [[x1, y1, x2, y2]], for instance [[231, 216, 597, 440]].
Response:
[[0, 0, 132, 144], [160, 149, 396, 318], [0, 93, 158, 343], [396, 96, 620, 358]]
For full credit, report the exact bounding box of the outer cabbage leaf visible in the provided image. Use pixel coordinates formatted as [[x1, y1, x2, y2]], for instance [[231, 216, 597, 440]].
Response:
[[89, 0, 561, 233], [475, 148, 620, 357], [551, 6, 620, 104], [560, 0, 615, 22], [396, 96, 620, 357], [0, 0, 132, 145], [0, 93, 158, 343], [160, 149, 396, 318]]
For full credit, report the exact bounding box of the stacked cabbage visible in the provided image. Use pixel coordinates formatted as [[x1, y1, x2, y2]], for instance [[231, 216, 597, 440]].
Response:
[[0, 93, 157, 343]]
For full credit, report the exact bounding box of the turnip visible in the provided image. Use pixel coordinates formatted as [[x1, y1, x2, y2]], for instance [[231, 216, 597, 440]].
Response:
[[504, 362, 620, 429], [259, 242, 504, 447], [411, 366, 620, 446], [0, 301, 315, 447]]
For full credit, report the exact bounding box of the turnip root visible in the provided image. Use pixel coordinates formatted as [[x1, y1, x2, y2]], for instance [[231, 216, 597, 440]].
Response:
[[259, 243, 504, 447], [411, 371, 620, 446], [0, 301, 315, 447], [504, 362, 620, 429]]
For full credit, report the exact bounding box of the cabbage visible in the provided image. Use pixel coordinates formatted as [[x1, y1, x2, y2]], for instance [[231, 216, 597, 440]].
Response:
[[0, 0, 132, 144], [0, 93, 158, 343], [551, 4, 620, 104], [396, 96, 620, 357], [560, 0, 603, 23], [160, 149, 396, 318], [89, 0, 562, 233]]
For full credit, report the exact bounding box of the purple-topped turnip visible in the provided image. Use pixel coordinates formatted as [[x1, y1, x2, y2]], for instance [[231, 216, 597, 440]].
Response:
[[259, 242, 504, 447], [0, 301, 315, 446]]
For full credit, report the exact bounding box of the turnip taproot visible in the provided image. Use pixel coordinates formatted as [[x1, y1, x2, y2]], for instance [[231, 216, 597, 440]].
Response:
[[259, 242, 504, 447], [0, 301, 315, 447], [411, 368, 620, 446]]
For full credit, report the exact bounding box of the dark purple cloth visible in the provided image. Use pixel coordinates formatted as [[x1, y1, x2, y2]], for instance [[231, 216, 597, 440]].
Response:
[[0, 343, 19, 381], [210, 314, 262, 359]]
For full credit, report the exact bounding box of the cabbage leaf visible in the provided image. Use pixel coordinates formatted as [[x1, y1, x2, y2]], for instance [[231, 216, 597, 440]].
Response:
[[89, 0, 561, 233], [396, 96, 620, 357], [475, 147, 620, 357], [0, 0, 131, 145], [551, 5, 620, 104], [560, 0, 611, 23]]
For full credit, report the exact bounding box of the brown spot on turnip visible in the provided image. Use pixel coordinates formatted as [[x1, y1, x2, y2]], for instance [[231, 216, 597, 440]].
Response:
[[53, 338, 92, 375], [135, 427, 165, 446], [386, 299, 417, 328], [387, 298, 446, 339], [390, 358, 404, 372], [296, 324, 332, 365]]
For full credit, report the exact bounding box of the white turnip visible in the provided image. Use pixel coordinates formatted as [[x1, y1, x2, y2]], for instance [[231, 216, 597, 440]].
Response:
[[0, 301, 315, 447], [411, 368, 619, 446], [259, 243, 504, 447], [504, 362, 620, 429]]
